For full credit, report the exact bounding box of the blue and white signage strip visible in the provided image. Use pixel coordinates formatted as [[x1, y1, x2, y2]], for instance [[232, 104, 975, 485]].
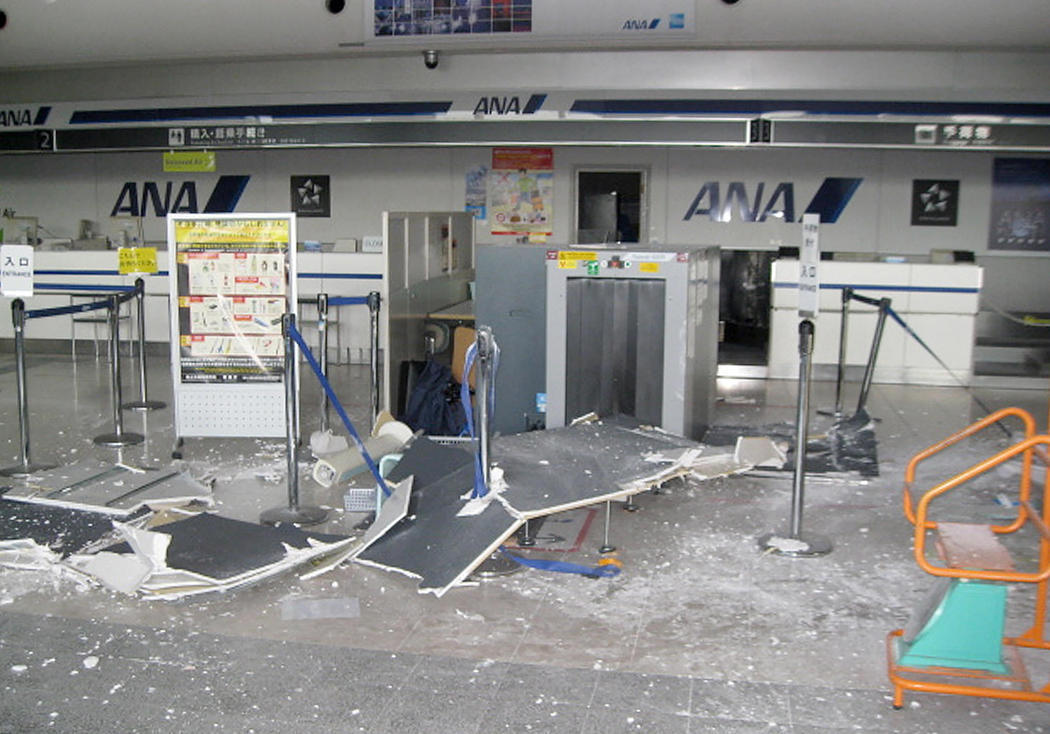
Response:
[[26, 268, 378, 283], [569, 98, 1050, 119], [14, 95, 1050, 134], [772, 282, 980, 295], [68, 101, 453, 126], [6, 92, 1050, 155]]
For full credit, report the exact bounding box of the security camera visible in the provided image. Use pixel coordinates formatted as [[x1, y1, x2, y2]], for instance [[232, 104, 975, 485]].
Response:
[[422, 50, 439, 70]]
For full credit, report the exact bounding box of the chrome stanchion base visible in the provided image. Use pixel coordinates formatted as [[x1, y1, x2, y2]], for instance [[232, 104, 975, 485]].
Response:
[[757, 532, 833, 558], [470, 551, 524, 578], [93, 431, 145, 447], [259, 505, 330, 526], [123, 399, 167, 412], [0, 461, 58, 478]]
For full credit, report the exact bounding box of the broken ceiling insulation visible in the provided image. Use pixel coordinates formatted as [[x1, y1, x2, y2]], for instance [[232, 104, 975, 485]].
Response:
[[356, 420, 752, 597], [3, 459, 213, 517], [312, 419, 414, 488], [67, 511, 354, 599], [704, 415, 879, 477], [0, 498, 148, 570]]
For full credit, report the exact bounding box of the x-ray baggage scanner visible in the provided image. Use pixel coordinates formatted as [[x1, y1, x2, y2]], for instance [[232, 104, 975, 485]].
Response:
[[544, 246, 719, 440]]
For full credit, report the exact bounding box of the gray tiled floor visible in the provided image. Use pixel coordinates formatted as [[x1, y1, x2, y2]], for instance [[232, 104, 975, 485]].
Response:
[[1, 347, 1049, 732]]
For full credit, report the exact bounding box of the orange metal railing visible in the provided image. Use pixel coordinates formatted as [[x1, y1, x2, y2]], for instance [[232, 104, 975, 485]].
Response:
[[902, 407, 1036, 529]]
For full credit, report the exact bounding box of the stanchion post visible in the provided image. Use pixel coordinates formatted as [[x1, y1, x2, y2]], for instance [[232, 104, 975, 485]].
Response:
[[789, 320, 815, 539], [833, 287, 852, 417], [94, 294, 144, 447], [468, 325, 522, 578], [855, 297, 891, 417], [317, 293, 330, 433], [475, 326, 493, 488], [0, 299, 57, 477], [758, 319, 831, 557], [368, 291, 381, 430], [260, 313, 329, 526], [124, 278, 166, 411]]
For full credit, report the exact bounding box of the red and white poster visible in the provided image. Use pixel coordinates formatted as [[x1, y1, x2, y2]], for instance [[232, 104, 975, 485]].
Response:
[[488, 147, 554, 236]]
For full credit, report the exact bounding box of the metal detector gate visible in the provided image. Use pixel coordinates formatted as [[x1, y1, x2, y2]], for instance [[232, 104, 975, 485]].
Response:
[[545, 247, 719, 440]]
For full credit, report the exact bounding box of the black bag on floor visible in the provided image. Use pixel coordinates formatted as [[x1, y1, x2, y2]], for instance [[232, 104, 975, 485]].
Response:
[[400, 360, 466, 436]]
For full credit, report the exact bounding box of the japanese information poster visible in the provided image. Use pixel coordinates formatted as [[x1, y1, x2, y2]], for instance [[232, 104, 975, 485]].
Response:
[[171, 216, 294, 384]]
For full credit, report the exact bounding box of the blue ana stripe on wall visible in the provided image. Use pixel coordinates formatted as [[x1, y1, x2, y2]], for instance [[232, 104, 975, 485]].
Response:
[[773, 282, 979, 294], [69, 101, 453, 125], [570, 99, 1050, 118], [32, 270, 379, 280]]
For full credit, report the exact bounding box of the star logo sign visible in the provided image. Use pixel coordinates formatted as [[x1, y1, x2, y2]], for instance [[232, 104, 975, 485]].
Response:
[[297, 178, 324, 207], [920, 183, 951, 213]]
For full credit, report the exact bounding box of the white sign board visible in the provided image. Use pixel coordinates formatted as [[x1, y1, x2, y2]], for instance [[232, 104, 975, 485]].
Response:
[[0, 245, 34, 297], [168, 214, 297, 439], [799, 213, 820, 319]]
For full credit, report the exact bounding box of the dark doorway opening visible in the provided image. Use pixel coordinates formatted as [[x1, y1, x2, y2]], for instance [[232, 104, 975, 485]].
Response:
[[576, 170, 644, 244], [718, 250, 773, 367]]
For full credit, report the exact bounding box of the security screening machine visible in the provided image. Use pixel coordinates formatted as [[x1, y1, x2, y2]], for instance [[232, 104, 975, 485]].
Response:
[[544, 246, 719, 440]]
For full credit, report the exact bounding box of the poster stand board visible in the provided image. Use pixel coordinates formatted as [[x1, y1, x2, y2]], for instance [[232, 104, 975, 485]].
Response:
[[167, 213, 298, 443]]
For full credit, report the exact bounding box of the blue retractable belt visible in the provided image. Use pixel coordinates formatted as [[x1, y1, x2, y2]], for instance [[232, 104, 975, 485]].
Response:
[[460, 338, 500, 499], [288, 323, 391, 498], [500, 547, 623, 578]]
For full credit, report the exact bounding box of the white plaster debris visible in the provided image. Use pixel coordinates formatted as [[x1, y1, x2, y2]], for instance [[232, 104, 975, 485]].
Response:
[[455, 608, 485, 622], [457, 466, 509, 517], [82, 655, 99, 669], [10, 664, 27, 674], [763, 536, 810, 553]]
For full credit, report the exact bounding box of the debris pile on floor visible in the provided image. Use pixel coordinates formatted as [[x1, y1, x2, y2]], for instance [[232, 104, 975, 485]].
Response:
[[0, 419, 792, 601], [356, 419, 766, 596], [705, 412, 879, 477], [0, 459, 351, 600]]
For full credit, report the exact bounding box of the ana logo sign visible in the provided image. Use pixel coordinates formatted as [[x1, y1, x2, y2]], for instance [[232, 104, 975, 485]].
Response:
[[0, 106, 50, 128], [683, 178, 863, 224], [622, 18, 660, 30], [473, 94, 547, 116], [111, 175, 250, 217]]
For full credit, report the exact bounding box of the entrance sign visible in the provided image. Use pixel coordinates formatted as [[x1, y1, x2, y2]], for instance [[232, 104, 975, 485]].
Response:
[[0, 245, 34, 297], [799, 213, 820, 319], [168, 213, 297, 438]]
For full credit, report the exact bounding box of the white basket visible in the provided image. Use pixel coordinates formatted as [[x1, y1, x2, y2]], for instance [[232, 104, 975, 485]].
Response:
[[343, 487, 376, 513]]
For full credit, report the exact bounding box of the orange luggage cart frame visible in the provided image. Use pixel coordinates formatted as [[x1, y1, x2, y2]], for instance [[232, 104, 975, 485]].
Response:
[[888, 407, 1050, 708]]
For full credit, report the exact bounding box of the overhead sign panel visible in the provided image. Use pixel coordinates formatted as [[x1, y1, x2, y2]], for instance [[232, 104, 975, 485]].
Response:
[[774, 120, 1050, 150], [367, 1, 694, 41]]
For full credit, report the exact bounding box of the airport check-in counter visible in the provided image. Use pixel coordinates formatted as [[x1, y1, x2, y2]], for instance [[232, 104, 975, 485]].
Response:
[[768, 259, 982, 385], [0, 249, 385, 363]]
